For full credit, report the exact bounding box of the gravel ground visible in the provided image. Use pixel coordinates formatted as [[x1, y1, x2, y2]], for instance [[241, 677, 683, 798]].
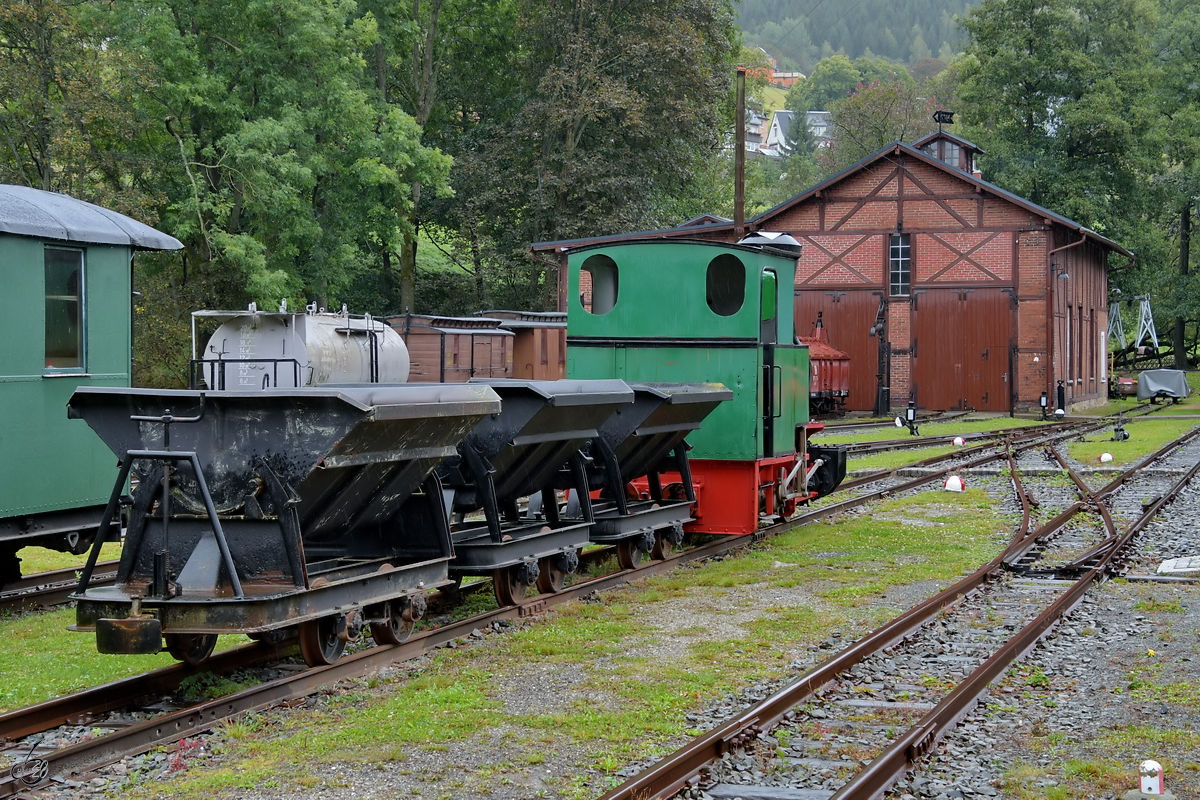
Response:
[[38, 462, 1200, 800]]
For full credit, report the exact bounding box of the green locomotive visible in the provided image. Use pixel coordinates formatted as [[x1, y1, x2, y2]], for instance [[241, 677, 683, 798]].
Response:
[[566, 238, 845, 534]]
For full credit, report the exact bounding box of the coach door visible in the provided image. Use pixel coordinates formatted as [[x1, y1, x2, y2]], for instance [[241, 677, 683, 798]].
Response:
[[911, 289, 1013, 411]]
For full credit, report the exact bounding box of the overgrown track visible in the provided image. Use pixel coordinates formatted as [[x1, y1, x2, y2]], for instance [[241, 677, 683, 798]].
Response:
[[0, 561, 119, 615], [0, 411, 1173, 797], [596, 426, 1200, 800]]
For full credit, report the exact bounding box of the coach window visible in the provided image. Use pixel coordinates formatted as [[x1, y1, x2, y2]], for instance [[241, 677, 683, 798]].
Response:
[[44, 247, 85, 372], [706, 254, 745, 316], [580, 254, 618, 315], [889, 233, 911, 296]]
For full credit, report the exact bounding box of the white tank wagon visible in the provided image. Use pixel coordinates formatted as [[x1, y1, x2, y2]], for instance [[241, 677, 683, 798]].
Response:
[[192, 303, 410, 390]]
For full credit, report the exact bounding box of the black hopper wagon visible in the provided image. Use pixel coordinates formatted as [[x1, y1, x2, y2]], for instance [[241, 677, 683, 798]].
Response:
[[68, 384, 499, 666]]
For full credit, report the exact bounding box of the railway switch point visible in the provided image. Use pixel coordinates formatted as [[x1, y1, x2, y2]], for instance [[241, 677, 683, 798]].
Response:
[[943, 475, 965, 492], [1100, 453, 1114, 463], [952, 436, 965, 446]]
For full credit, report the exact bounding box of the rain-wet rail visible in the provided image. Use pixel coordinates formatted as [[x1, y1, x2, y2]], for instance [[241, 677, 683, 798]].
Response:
[[597, 423, 1200, 800], [0, 410, 1179, 797], [0, 561, 119, 614]]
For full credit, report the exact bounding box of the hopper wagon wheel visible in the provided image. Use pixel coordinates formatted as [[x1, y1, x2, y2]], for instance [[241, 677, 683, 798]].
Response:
[[164, 633, 218, 666], [650, 530, 675, 560], [651, 521, 686, 561], [535, 548, 578, 594], [651, 532, 673, 560], [371, 595, 426, 645], [616, 529, 655, 571], [535, 557, 566, 594], [492, 564, 536, 607], [299, 614, 347, 667], [616, 539, 644, 570]]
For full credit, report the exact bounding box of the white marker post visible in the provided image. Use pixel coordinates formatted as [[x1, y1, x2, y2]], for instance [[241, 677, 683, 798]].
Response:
[[1124, 759, 1175, 799]]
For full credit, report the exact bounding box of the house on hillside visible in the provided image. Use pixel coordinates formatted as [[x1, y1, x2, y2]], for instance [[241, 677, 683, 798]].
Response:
[[763, 110, 794, 156], [771, 71, 803, 88], [744, 109, 768, 152], [806, 111, 833, 148], [531, 130, 1131, 414]]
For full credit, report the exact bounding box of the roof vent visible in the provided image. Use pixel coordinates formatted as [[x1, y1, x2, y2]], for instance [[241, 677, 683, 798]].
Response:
[[738, 231, 803, 256]]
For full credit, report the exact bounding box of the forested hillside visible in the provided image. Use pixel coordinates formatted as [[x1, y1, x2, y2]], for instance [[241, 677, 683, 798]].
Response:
[[738, 0, 982, 71], [2, 0, 1199, 376]]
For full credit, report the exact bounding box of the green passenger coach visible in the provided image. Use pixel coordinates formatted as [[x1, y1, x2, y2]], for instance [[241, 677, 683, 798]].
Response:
[[0, 185, 182, 586], [566, 239, 845, 534]]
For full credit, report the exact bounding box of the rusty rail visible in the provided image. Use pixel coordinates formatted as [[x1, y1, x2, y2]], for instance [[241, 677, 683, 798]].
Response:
[[830, 439, 1200, 799], [598, 424, 1200, 800], [0, 561, 119, 614]]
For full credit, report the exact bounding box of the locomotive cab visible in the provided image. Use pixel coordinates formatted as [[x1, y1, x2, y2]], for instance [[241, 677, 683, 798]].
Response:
[[566, 238, 846, 534]]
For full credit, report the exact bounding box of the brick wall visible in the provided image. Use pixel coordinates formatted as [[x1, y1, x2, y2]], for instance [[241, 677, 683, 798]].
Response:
[[763, 155, 1098, 411], [887, 299, 912, 401]]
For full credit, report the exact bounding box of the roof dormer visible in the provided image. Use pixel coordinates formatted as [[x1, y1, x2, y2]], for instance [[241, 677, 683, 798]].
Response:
[[912, 119, 984, 178]]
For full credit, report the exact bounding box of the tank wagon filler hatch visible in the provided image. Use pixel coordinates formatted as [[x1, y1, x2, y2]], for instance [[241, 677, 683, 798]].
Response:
[[66, 384, 499, 658]]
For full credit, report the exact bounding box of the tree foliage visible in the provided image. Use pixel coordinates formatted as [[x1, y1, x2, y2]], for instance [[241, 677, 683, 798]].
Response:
[[822, 79, 939, 173], [100, 0, 452, 312], [784, 54, 914, 113], [959, 0, 1159, 238], [738, 0, 981, 73]]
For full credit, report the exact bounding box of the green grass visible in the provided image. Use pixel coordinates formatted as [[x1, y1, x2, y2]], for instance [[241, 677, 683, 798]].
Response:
[[125, 486, 1014, 799], [1133, 598, 1185, 613], [1067, 417, 1199, 465], [759, 85, 788, 115], [818, 416, 1040, 446], [849, 444, 957, 473], [0, 606, 254, 711], [0, 607, 174, 710], [14, 542, 122, 574]]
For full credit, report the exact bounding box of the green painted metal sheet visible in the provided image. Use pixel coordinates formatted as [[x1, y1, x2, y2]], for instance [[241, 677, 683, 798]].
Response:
[[566, 240, 809, 462], [567, 240, 797, 343], [1, 236, 132, 518]]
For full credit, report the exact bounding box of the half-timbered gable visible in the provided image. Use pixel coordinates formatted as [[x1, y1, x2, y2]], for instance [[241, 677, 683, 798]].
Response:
[[534, 138, 1131, 415], [752, 142, 1129, 413]]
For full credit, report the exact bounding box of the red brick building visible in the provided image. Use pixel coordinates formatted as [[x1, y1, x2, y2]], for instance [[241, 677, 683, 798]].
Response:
[[533, 133, 1132, 414]]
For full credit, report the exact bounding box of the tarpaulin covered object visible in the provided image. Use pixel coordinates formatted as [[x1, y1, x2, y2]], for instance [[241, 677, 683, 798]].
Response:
[[1137, 369, 1190, 401]]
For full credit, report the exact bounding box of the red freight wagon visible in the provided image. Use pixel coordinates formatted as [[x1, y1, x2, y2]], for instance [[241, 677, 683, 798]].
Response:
[[797, 312, 851, 415]]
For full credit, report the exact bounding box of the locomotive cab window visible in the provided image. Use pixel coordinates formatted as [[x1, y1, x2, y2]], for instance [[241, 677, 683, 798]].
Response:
[[706, 254, 745, 316], [580, 254, 619, 315], [44, 247, 85, 372]]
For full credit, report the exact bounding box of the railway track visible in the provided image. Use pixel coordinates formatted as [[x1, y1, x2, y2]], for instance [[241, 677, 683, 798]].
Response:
[[597, 425, 1200, 800], [0, 411, 1175, 796], [0, 562, 119, 614]]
